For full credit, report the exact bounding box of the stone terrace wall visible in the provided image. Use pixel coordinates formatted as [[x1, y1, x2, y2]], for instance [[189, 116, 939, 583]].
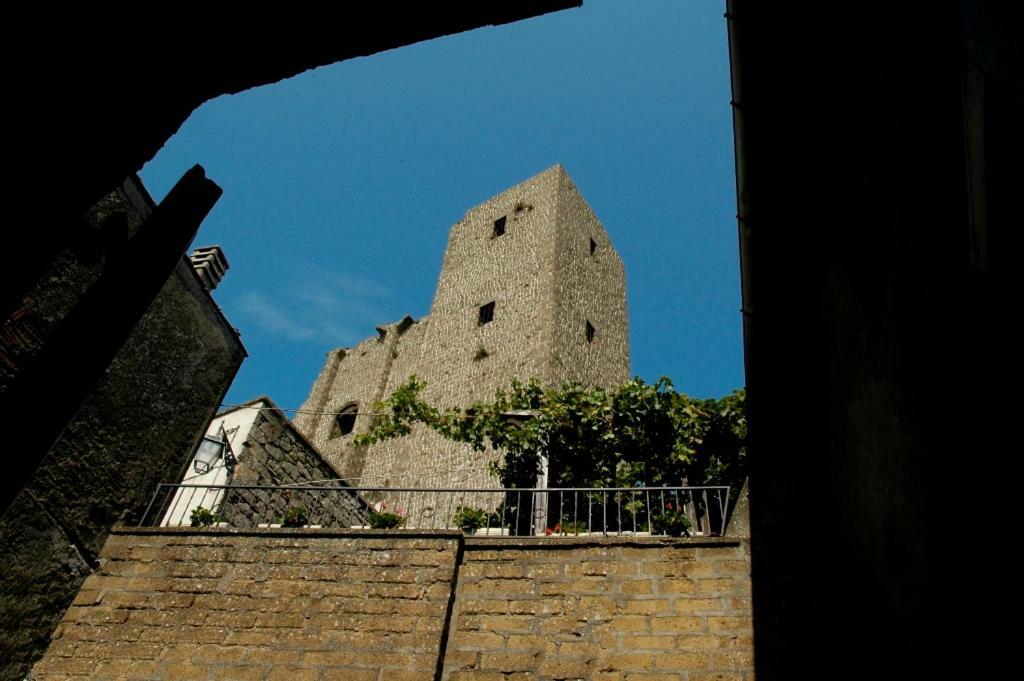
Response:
[[33, 531, 752, 681], [33, 529, 460, 681], [443, 538, 753, 680]]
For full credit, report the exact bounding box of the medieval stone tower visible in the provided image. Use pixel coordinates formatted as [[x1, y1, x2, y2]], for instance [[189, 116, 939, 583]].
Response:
[[295, 165, 629, 488]]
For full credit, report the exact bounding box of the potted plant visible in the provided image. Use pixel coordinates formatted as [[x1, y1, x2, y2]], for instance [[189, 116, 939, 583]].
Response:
[[189, 506, 220, 527], [452, 506, 488, 534], [559, 520, 589, 536], [652, 507, 691, 537], [281, 506, 310, 528], [368, 510, 406, 529]]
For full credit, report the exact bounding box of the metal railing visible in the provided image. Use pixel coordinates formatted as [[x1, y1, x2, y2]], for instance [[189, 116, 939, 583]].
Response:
[[141, 484, 731, 537]]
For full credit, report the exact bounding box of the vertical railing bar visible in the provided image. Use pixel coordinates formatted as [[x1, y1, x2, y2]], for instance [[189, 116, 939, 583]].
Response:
[[168, 487, 184, 527], [157, 485, 171, 527], [602, 491, 607, 537], [616, 491, 622, 537], [160, 486, 179, 527], [646, 490, 652, 534], [702, 489, 709, 535], [328, 488, 336, 528], [573, 491, 579, 535], [188, 486, 201, 526], [432, 490, 439, 531], [178, 486, 192, 526], [140, 485, 162, 527], [533, 490, 540, 536], [516, 491, 522, 537], [721, 487, 730, 536], [157, 486, 176, 527], [680, 489, 686, 535]]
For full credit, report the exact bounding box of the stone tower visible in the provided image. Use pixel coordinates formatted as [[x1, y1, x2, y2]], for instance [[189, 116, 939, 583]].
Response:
[[295, 165, 629, 488]]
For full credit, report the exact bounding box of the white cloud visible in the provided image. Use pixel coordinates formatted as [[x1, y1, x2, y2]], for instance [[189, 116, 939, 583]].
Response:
[[234, 271, 394, 345], [237, 292, 318, 341]]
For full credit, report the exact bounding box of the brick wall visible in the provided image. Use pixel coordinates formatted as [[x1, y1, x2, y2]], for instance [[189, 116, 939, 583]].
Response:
[[33, 531, 752, 681], [33, 529, 460, 681], [443, 538, 753, 680]]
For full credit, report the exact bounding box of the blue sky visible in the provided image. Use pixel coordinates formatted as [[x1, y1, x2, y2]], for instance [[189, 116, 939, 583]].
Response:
[[141, 0, 740, 411]]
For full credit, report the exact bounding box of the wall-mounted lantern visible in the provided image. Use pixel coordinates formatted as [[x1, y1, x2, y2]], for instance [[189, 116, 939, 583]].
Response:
[[193, 427, 236, 475]]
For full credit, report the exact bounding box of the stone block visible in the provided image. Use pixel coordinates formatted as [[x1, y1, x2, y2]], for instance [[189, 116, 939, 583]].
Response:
[[651, 651, 710, 671], [478, 652, 540, 672]]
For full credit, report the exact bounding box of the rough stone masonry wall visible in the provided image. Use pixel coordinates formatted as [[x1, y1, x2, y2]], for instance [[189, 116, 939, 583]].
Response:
[[354, 168, 565, 495], [297, 166, 631, 496], [34, 531, 752, 681], [219, 408, 366, 529], [295, 326, 405, 480], [417, 166, 561, 407], [551, 171, 630, 388]]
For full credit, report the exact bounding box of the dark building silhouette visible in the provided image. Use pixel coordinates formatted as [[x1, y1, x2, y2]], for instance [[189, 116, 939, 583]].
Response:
[[728, 1, 1020, 677], [0, 176, 246, 677]]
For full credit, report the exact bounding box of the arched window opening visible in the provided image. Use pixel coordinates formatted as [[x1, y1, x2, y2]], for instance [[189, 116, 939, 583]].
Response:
[[331, 403, 359, 438]]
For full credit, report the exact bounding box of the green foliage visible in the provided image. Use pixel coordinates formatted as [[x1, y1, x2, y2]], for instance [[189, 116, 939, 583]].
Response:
[[559, 520, 589, 535], [652, 510, 692, 537], [189, 506, 219, 527], [368, 511, 406, 529], [452, 506, 488, 532], [281, 506, 309, 528], [357, 375, 746, 491]]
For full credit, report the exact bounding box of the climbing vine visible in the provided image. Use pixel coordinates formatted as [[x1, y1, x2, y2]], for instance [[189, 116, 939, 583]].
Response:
[[355, 376, 747, 491]]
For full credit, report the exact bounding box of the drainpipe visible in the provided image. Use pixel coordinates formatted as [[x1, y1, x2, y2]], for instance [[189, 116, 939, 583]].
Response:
[[726, 0, 753, 397]]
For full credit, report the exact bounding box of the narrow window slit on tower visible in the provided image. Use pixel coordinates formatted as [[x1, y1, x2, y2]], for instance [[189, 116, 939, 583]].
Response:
[[493, 216, 507, 237], [590, 237, 597, 255], [586, 320, 596, 343], [479, 301, 496, 325]]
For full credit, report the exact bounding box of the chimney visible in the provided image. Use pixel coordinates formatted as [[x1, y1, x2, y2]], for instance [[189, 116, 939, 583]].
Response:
[[189, 246, 229, 291]]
